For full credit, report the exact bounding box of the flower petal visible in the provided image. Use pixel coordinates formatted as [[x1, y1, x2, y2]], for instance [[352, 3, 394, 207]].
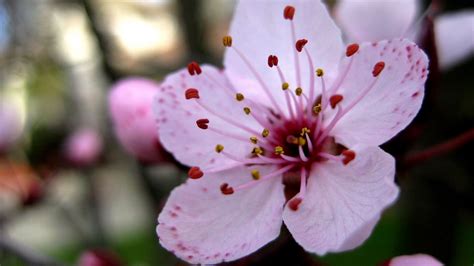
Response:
[[155, 65, 260, 169], [335, 0, 419, 42], [435, 11, 474, 70], [157, 166, 285, 264], [389, 254, 443, 266], [224, 0, 343, 110], [283, 146, 399, 254], [330, 39, 428, 146]]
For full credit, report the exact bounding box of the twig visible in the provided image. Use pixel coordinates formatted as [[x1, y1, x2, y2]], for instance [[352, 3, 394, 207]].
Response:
[[404, 127, 474, 167], [0, 235, 66, 266]]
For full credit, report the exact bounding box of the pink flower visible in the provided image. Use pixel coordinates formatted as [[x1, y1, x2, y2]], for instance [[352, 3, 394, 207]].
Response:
[[108, 78, 164, 163], [64, 128, 103, 167], [335, 0, 474, 69], [78, 249, 122, 266], [383, 253, 443, 266], [0, 99, 24, 154], [155, 0, 428, 263]]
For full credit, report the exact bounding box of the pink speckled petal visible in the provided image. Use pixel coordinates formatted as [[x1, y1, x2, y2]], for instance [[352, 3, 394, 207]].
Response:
[[224, 0, 343, 111], [389, 254, 443, 266], [330, 39, 429, 147], [283, 146, 398, 254], [335, 0, 419, 42], [154, 65, 261, 170], [157, 166, 285, 264]]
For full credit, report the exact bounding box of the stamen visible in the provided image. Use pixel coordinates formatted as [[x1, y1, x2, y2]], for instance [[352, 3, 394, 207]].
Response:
[[251, 170, 260, 180], [196, 118, 209, 129], [300, 127, 310, 136], [298, 145, 309, 162], [372, 61, 386, 77], [312, 103, 322, 114], [185, 88, 200, 99], [318, 152, 341, 161], [295, 87, 303, 96], [250, 136, 258, 144], [233, 164, 295, 192], [187, 61, 202, 76], [188, 167, 203, 179], [262, 129, 270, 138], [280, 154, 301, 162], [288, 168, 307, 211], [220, 183, 234, 195], [346, 43, 359, 57], [222, 35, 233, 47], [208, 127, 253, 143], [243, 107, 251, 115], [215, 144, 224, 153], [257, 154, 287, 164], [274, 146, 285, 155], [288, 198, 302, 211], [295, 39, 308, 52], [329, 94, 344, 109], [267, 55, 279, 67], [282, 82, 289, 90], [283, 5, 295, 20], [315, 68, 324, 77], [342, 150, 356, 165], [303, 48, 316, 116], [235, 93, 244, 101], [252, 147, 264, 155], [305, 133, 313, 152]]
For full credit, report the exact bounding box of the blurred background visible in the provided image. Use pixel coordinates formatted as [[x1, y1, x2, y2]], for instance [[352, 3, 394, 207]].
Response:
[[0, 0, 473, 265]]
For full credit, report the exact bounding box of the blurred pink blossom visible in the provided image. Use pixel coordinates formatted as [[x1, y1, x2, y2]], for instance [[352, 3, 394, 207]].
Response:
[[335, 0, 474, 69], [154, 0, 428, 263], [78, 249, 122, 266], [108, 78, 164, 163], [64, 128, 103, 167], [0, 99, 24, 154], [383, 253, 443, 266]]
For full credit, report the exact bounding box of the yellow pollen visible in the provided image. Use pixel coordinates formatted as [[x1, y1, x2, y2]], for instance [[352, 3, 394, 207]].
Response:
[[316, 68, 324, 77], [313, 103, 322, 114], [235, 93, 244, 101], [243, 107, 251, 115], [252, 147, 264, 155], [282, 82, 289, 90], [295, 87, 303, 96], [300, 127, 310, 136], [222, 35, 233, 47], [251, 170, 260, 180], [274, 146, 284, 155], [298, 137, 306, 146], [250, 136, 258, 144], [215, 144, 224, 153], [262, 129, 270, 138]]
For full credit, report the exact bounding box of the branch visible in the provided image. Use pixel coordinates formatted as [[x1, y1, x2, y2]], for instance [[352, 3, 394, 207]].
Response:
[[0, 235, 66, 266], [403, 127, 474, 167]]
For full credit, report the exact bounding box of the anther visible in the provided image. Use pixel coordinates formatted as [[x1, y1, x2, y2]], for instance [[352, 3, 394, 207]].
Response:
[[187, 61, 202, 76], [252, 147, 264, 155], [215, 144, 224, 153], [267, 55, 279, 67], [300, 127, 310, 136], [235, 93, 244, 101], [222, 35, 233, 47], [283, 5, 295, 20], [346, 43, 359, 57], [295, 87, 303, 96], [243, 107, 251, 115], [372, 61, 386, 77], [274, 146, 284, 155], [315, 68, 324, 77], [220, 183, 234, 195], [329, 94, 344, 108], [342, 150, 356, 165], [282, 82, 289, 90], [295, 39, 308, 52], [251, 170, 260, 180], [185, 88, 199, 99], [250, 136, 258, 144], [262, 129, 270, 138], [313, 103, 322, 114], [288, 197, 302, 211], [298, 137, 306, 146], [188, 166, 203, 179], [196, 118, 209, 129]]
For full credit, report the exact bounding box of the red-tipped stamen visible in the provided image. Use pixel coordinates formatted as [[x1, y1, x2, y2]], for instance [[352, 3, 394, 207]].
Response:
[[185, 88, 200, 99], [346, 43, 359, 57], [187, 61, 202, 76], [283, 5, 295, 20], [196, 118, 209, 129], [188, 167, 203, 179], [342, 150, 356, 165], [372, 61, 386, 77], [288, 197, 302, 211], [220, 183, 234, 195], [295, 39, 308, 53], [267, 55, 279, 68], [329, 94, 344, 109]]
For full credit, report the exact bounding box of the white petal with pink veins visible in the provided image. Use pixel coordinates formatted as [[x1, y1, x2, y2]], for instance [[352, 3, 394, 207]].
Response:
[[283, 146, 398, 254], [224, 0, 343, 112], [157, 166, 285, 264]]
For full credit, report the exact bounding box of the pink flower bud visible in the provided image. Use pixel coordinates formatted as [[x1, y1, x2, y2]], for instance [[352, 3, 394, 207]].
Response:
[[64, 128, 103, 167], [78, 249, 122, 266]]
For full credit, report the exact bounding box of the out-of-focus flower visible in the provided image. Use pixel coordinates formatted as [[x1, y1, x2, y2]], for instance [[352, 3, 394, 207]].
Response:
[[64, 128, 103, 167], [0, 159, 43, 207], [381, 253, 443, 266], [0, 99, 24, 154], [154, 0, 428, 263], [109, 78, 164, 163], [78, 249, 122, 266], [335, 0, 474, 69]]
